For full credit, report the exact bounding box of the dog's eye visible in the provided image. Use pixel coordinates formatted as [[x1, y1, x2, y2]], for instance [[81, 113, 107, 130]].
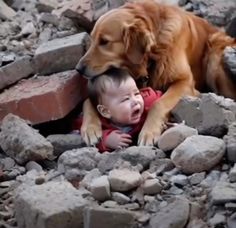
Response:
[[99, 38, 109, 46]]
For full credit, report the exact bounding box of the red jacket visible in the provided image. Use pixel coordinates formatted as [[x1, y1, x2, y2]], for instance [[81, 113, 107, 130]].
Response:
[[73, 87, 162, 152]]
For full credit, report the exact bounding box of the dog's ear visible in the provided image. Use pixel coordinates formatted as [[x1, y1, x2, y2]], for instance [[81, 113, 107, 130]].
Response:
[[123, 19, 155, 64]]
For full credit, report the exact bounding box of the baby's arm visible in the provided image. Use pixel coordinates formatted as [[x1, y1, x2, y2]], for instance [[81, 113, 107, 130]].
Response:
[[97, 130, 132, 152]]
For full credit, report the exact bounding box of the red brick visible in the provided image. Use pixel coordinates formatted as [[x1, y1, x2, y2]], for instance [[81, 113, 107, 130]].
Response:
[[0, 70, 88, 124]]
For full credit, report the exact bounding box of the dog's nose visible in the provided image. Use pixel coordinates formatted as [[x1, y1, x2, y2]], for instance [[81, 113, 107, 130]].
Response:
[[75, 61, 86, 75]]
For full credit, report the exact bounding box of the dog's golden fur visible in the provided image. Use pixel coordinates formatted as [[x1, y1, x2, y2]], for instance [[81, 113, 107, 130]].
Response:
[[77, 0, 236, 146], [204, 32, 236, 99]]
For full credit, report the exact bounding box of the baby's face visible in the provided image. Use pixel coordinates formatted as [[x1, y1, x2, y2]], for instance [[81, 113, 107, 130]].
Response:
[[100, 77, 144, 125]]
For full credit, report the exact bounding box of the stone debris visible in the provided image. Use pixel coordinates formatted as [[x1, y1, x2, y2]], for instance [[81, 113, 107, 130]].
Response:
[[224, 122, 236, 162], [0, 56, 34, 90], [47, 134, 86, 157], [149, 197, 190, 228], [90, 175, 111, 201], [0, 114, 54, 165], [33, 32, 89, 75], [14, 181, 88, 228], [0, 0, 235, 228], [108, 169, 142, 192], [172, 93, 236, 137], [171, 135, 225, 174], [0, 0, 16, 20], [0, 70, 86, 124], [158, 124, 198, 152], [84, 206, 135, 228]]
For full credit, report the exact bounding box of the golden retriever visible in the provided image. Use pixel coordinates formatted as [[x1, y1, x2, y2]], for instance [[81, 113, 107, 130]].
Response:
[[76, 0, 236, 146]]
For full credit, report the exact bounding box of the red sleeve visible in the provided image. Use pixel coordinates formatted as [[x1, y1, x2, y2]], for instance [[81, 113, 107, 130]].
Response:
[[72, 115, 116, 153], [140, 87, 162, 110], [96, 129, 114, 152]]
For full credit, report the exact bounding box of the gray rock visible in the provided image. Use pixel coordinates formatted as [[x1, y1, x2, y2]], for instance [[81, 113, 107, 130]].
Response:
[[189, 172, 206, 185], [120, 146, 165, 169], [90, 175, 111, 202], [0, 157, 15, 170], [200, 170, 221, 188], [0, 114, 54, 165], [209, 213, 226, 227], [15, 181, 87, 228], [172, 94, 236, 137], [58, 147, 98, 181], [190, 0, 236, 26], [229, 163, 236, 182], [170, 174, 189, 187], [223, 46, 236, 77], [33, 32, 89, 75], [211, 181, 236, 205], [171, 135, 225, 174], [97, 152, 128, 174], [39, 13, 59, 26], [149, 197, 189, 228], [80, 168, 102, 189], [20, 22, 36, 36], [149, 158, 175, 175], [158, 124, 198, 151], [0, 0, 16, 20], [25, 161, 43, 172], [0, 56, 34, 90], [224, 122, 236, 162], [227, 212, 236, 228], [36, 0, 58, 13], [112, 192, 130, 205], [84, 206, 135, 228], [47, 134, 86, 157], [108, 169, 142, 192], [186, 218, 208, 228], [142, 179, 163, 195]]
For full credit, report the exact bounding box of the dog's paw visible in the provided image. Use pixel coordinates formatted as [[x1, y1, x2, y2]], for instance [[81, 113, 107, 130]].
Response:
[[81, 124, 102, 146], [138, 126, 162, 146]]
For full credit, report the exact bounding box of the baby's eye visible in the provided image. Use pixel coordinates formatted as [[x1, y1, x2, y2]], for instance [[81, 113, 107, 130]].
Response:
[[135, 91, 141, 96], [121, 97, 129, 102]]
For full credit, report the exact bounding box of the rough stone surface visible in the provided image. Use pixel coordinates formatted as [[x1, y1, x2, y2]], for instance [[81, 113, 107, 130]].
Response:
[[158, 124, 198, 151], [14, 181, 87, 228], [211, 182, 236, 205], [190, 0, 236, 26], [90, 175, 111, 201], [0, 56, 34, 90], [47, 134, 86, 157], [58, 147, 99, 181], [33, 32, 89, 75], [0, 0, 16, 20], [54, 0, 127, 32], [171, 135, 225, 174], [224, 122, 236, 162], [84, 207, 135, 228], [0, 70, 87, 124], [108, 169, 142, 192], [149, 197, 190, 228], [172, 94, 236, 137], [0, 114, 53, 165]]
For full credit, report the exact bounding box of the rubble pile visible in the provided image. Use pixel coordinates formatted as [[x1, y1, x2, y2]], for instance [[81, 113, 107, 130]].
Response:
[[0, 0, 236, 228]]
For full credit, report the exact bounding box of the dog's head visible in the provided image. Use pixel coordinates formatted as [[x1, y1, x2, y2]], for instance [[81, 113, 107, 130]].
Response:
[[76, 6, 155, 81]]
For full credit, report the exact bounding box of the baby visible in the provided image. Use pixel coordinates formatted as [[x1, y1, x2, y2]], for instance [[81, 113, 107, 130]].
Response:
[[73, 69, 162, 152]]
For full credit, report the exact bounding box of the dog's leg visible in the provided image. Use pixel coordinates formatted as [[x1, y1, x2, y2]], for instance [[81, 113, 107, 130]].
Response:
[[138, 79, 196, 146], [81, 99, 102, 146]]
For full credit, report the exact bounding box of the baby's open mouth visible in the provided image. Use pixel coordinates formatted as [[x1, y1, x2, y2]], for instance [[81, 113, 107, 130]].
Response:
[[132, 108, 141, 119]]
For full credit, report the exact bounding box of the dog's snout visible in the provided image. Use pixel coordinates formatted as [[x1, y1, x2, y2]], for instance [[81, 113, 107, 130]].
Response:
[[75, 60, 86, 75]]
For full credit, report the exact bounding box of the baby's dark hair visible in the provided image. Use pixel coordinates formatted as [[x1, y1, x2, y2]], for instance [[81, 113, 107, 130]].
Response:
[[88, 68, 132, 107]]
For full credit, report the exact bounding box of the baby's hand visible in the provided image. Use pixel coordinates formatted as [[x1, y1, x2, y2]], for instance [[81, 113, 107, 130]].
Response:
[[105, 130, 132, 150]]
